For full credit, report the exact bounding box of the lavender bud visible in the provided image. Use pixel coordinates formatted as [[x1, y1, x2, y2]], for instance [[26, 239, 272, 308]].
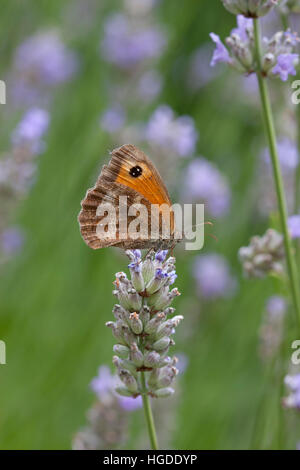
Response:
[[153, 336, 171, 351], [144, 312, 166, 335], [164, 307, 176, 317], [108, 250, 183, 402], [112, 304, 127, 322], [119, 369, 138, 393], [129, 312, 143, 335], [262, 52, 276, 72], [130, 343, 144, 368], [115, 289, 132, 311], [106, 321, 126, 344], [147, 286, 169, 310], [116, 358, 138, 377], [148, 368, 160, 389], [113, 344, 130, 359], [221, 0, 279, 18], [128, 262, 145, 292]]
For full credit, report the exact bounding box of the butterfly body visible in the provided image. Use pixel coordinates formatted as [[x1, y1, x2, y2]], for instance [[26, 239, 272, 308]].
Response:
[[78, 144, 178, 251]]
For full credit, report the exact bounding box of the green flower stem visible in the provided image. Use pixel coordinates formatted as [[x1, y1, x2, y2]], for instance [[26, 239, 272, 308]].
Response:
[[253, 18, 300, 332], [296, 103, 300, 213], [140, 371, 159, 450]]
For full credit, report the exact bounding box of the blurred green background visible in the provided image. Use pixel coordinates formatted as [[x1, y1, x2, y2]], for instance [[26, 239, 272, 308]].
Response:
[[0, 0, 297, 450]]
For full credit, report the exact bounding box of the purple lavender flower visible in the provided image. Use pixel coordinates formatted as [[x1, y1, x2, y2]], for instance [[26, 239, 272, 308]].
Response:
[[146, 105, 198, 157], [101, 13, 166, 69], [259, 295, 287, 361], [288, 214, 300, 239], [14, 31, 78, 85], [261, 137, 298, 172], [90, 366, 115, 398], [210, 33, 231, 66], [193, 253, 236, 299], [231, 15, 253, 42], [182, 158, 231, 217], [1, 227, 25, 255], [100, 105, 126, 134], [283, 374, 300, 410], [12, 30, 78, 105], [187, 44, 221, 91], [266, 295, 287, 317], [272, 53, 298, 81], [118, 395, 143, 411]]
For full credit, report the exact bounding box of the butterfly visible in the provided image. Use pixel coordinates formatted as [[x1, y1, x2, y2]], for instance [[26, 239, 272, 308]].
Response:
[[78, 144, 179, 251]]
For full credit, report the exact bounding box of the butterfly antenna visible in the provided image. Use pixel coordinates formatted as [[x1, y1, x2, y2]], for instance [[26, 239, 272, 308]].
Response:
[[184, 220, 217, 243]]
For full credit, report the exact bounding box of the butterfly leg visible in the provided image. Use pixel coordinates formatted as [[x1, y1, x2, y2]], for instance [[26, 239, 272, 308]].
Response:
[[143, 247, 155, 260]]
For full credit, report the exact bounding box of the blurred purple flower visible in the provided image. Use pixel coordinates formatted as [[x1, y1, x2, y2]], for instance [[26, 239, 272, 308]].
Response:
[[100, 105, 126, 133], [182, 158, 231, 217], [90, 365, 142, 411], [209, 33, 231, 66], [90, 366, 115, 398], [193, 253, 236, 299], [12, 108, 50, 155], [146, 105, 198, 157], [137, 70, 162, 102], [261, 137, 298, 172], [14, 30, 78, 86], [187, 44, 220, 91], [283, 374, 300, 410], [266, 295, 287, 317], [101, 13, 166, 69], [118, 395, 143, 411], [231, 15, 253, 42], [1, 227, 25, 255], [288, 214, 300, 239], [272, 53, 298, 81]]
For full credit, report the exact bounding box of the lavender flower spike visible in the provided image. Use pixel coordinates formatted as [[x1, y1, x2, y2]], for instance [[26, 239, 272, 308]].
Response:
[[107, 250, 183, 401]]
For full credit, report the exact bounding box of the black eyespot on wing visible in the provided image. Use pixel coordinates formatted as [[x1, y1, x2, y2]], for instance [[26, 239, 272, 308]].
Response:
[[129, 165, 143, 178]]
